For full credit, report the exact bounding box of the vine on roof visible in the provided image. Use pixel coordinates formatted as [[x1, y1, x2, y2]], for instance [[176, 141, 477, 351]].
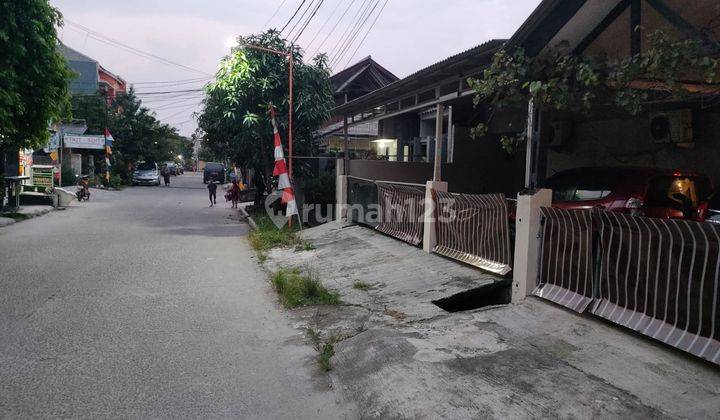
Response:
[[467, 30, 720, 153]]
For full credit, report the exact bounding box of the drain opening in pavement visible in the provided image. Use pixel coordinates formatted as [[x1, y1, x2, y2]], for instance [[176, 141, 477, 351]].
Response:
[[432, 280, 511, 312]]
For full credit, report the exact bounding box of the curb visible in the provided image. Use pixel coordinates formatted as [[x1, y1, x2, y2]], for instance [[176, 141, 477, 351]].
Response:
[[238, 206, 258, 230], [0, 217, 16, 227]]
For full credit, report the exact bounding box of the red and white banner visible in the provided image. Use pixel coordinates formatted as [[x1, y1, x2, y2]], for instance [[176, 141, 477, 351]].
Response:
[[269, 106, 297, 217]]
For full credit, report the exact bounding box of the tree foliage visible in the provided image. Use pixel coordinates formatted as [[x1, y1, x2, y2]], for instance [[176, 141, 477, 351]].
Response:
[[468, 30, 720, 153], [198, 30, 334, 187], [0, 0, 72, 152], [69, 89, 191, 180]]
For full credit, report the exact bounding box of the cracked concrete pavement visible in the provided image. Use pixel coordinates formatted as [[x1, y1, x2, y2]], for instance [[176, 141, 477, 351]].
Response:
[[262, 221, 720, 419]]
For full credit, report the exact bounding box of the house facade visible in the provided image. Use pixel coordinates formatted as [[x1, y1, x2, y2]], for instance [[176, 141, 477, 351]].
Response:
[[317, 56, 398, 156]]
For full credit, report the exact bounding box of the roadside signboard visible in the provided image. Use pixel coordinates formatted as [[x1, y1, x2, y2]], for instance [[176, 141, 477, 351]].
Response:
[[63, 134, 105, 150]]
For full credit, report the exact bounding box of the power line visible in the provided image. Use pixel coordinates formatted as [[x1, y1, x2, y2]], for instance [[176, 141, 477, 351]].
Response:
[[64, 20, 213, 76], [158, 103, 201, 121], [306, 0, 347, 52], [152, 98, 205, 111], [341, 0, 390, 69], [332, 0, 381, 67], [285, 0, 317, 40], [332, 0, 382, 68], [329, 0, 377, 67], [263, 0, 290, 29], [326, 0, 372, 63], [133, 88, 205, 95], [291, 0, 326, 45], [280, 0, 308, 33], [310, 0, 358, 57], [131, 77, 212, 86]]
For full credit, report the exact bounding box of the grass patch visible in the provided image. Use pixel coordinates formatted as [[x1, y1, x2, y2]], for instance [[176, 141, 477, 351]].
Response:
[[353, 281, 371, 291], [1, 212, 30, 221], [248, 212, 301, 252], [272, 268, 341, 308]]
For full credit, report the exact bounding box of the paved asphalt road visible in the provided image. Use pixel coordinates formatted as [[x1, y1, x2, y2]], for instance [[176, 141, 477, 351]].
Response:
[[0, 173, 355, 418]]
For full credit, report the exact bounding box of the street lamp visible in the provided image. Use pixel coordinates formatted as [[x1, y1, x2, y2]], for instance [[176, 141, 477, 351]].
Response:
[[239, 41, 294, 179]]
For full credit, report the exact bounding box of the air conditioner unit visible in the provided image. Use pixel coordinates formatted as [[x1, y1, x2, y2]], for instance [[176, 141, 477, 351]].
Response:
[[649, 110, 693, 146]]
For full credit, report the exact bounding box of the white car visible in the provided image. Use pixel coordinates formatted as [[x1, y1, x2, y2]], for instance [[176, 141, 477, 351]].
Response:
[[132, 162, 161, 186]]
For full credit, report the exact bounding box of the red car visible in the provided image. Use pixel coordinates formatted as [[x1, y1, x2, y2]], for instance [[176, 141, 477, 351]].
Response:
[[544, 167, 713, 220]]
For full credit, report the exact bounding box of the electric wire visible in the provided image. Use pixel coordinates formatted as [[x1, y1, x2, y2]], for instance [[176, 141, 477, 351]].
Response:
[[64, 20, 212, 76], [330, 0, 378, 68], [291, 0, 325, 45], [310, 0, 358, 57], [263, 0, 290, 29], [285, 0, 317, 40], [326, 0, 372, 64], [341, 0, 390, 69], [280, 0, 308, 33], [305, 0, 347, 51]]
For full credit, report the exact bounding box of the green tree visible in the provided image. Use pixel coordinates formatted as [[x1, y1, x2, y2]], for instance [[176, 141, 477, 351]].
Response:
[[199, 30, 334, 191], [70, 93, 108, 133], [0, 0, 72, 170]]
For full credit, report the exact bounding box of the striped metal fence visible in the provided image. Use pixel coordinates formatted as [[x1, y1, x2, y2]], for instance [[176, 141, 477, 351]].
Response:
[[432, 191, 513, 275], [593, 211, 720, 364], [534, 207, 720, 365], [534, 207, 595, 313], [376, 183, 426, 246]]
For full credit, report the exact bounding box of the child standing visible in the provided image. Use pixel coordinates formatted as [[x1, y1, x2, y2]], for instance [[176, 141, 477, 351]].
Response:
[[207, 178, 217, 207]]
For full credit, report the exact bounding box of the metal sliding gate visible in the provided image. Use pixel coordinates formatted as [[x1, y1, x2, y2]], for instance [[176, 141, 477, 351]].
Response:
[[433, 191, 513, 275], [535, 207, 720, 365]]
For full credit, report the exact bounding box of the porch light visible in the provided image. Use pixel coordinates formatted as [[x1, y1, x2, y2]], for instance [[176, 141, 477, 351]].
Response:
[[371, 139, 396, 144]]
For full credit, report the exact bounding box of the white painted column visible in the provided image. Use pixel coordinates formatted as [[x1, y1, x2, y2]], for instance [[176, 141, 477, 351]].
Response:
[[423, 180, 447, 253], [335, 158, 348, 222], [512, 188, 552, 302]]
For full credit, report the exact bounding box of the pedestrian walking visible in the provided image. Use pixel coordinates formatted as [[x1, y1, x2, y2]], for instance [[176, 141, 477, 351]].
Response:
[[207, 177, 217, 207], [162, 165, 171, 186], [228, 178, 243, 208]]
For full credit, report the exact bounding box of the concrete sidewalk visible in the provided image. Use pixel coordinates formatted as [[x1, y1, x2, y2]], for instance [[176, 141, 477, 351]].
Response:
[[262, 221, 720, 419], [0, 205, 55, 227]]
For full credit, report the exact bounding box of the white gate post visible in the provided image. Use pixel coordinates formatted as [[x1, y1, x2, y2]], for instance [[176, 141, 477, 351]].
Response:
[[423, 180, 447, 253], [512, 188, 552, 302], [335, 158, 348, 222]]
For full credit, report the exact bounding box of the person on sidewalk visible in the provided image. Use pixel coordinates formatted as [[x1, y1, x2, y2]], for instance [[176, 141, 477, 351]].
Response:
[[207, 177, 217, 207], [228, 178, 244, 209]]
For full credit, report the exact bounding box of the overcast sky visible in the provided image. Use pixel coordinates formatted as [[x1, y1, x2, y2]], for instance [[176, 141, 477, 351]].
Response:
[[51, 0, 542, 137]]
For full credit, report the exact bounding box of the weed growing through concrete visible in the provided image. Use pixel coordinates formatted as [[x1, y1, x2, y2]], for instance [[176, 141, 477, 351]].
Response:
[[272, 268, 341, 308], [318, 342, 335, 371], [353, 281, 371, 291], [306, 327, 338, 371], [294, 241, 316, 252]]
